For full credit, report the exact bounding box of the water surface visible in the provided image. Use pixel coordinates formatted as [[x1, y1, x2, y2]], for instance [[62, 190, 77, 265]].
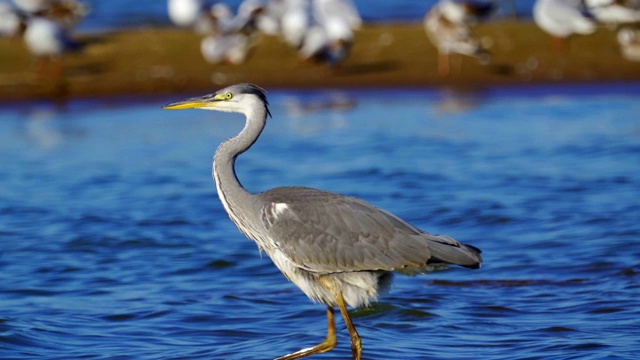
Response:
[[1, 84, 639, 359]]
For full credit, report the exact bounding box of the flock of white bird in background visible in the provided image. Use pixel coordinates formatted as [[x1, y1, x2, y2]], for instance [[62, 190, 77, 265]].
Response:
[[171, 0, 640, 70], [1, 0, 640, 79], [534, 0, 640, 60], [0, 0, 85, 79], [425, 0, 640, 75], [167, 0, 361, 66]]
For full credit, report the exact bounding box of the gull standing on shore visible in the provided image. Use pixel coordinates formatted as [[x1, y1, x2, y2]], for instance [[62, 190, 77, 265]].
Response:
[[23, 15, 75, 79], [424, 0, 493, 77], [533, 0, 596, 54], [235, 0, 284, 35], [312, 0, 361, 30], [17, 0, 85, 80], [280, 0, 311, 49], [295, 0, 360, 66], [199, 3, 263, 65]]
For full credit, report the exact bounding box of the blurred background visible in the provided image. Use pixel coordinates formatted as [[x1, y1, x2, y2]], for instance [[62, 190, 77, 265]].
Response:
[[1, 1, 639, 359], [1, 0, 640, 99]]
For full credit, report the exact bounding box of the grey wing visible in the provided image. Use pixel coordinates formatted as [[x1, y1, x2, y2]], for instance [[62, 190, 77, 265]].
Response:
[[259, 187, 480, 274]]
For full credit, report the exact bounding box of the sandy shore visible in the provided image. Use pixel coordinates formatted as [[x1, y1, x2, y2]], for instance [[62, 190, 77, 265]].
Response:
[[1, 20, 639, 101]]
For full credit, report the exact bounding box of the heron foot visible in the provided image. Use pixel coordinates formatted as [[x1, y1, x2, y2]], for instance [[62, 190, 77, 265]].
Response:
[[274, 307, 337, 360], [350, 333, 362, 360]]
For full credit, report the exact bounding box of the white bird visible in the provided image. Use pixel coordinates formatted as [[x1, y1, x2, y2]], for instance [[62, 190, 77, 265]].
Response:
[[293, 0, 358, 66], [194, 2, 234, 35], [533, 0, 596, 54], [585, 0, 640, 26], [24, 16, 67, 56], [167, 0, 203, 28], [199, 3, 253, 65], [298, 16, 353, 66], [280, 0, 311, 49], [0, 1, 21, 38], [312, 0, 361, 30], [23, 16, 75, 79], [424, 0, 493, 77], [201, 32, 252, 65], [617, 26, 640, 61], [236, 0, 282, 35]]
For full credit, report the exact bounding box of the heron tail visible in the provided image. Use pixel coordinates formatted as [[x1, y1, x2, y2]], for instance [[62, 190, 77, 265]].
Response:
[[425, 234, 483, 269]]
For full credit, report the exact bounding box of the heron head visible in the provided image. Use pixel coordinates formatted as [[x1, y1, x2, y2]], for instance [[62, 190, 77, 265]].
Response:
[[162, 83, 270, 118]]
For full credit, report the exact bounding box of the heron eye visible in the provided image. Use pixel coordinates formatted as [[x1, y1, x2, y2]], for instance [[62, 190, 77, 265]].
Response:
[[225, 92, 233, 100]]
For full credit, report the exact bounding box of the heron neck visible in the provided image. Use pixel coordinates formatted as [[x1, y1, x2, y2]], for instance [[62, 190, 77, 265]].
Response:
[[212, 105, 267, 214]]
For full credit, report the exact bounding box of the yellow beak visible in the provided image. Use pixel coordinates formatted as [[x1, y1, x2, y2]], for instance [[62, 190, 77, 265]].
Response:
[[162, 100, 210, 110], [162, 93, 224, 110]]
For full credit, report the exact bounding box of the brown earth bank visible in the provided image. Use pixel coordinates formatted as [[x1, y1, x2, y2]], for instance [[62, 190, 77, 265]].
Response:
[[1, 20, 640, 102]]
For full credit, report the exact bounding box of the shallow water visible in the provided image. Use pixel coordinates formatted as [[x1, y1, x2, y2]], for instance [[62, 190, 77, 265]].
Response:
[[1, 84, 639, 359]]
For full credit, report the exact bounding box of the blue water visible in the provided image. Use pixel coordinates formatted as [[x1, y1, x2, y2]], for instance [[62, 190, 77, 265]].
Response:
[[1, 84, 639, 359], [78, 0, 534, 32]]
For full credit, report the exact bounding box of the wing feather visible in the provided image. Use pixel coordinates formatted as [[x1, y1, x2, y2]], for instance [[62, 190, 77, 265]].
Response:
[[258, 187, 462, 273]]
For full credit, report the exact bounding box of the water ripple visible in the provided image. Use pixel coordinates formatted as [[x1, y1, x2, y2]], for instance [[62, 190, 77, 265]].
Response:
[[1, 86, 639, 359]]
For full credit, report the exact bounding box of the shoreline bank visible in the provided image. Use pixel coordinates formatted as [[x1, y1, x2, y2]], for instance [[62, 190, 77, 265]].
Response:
[[1, 21, 639, 101]]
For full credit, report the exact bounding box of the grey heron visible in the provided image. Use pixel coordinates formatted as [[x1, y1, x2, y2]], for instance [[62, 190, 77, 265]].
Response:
[[162, 83, 483, 360]]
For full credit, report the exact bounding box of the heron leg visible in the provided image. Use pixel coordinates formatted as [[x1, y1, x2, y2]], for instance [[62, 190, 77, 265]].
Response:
[[274, 306, 337, 360], [321, 277, 362, 360], [335, 292, 362, 360]]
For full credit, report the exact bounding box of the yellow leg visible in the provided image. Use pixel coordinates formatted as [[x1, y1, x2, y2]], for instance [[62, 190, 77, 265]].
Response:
[[321, 277, 362, 360], [274, 306, 337, 360], [335, 292, 362, 359]]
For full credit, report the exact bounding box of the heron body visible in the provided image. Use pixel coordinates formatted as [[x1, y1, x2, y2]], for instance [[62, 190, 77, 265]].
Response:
[[163, 83, 483, 359]]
